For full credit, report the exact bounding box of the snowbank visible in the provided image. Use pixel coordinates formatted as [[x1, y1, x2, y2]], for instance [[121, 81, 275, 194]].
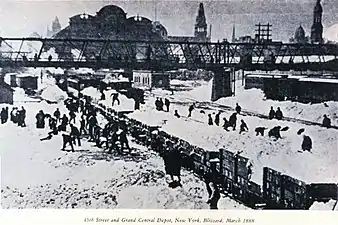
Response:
[[217, 83, 338, 126], [185, 79, 212, 102], [81, 87, 101, 100], [41, 85, 68, 103], [309, 200, 337, 210], [45, 67, 64, 75]]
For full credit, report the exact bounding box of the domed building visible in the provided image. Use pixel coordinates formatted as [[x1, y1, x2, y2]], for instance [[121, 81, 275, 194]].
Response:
[[293, 25, 308, 44], [54, 4, 167, 41]]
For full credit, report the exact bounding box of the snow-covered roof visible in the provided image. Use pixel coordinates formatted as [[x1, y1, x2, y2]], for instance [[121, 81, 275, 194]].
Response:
[[246, 74, 283, 79], [299, 78, 338, 84], [16, 74, 37, 78]]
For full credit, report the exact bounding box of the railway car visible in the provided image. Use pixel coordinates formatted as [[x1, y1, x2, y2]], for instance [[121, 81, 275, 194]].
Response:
[[297, 78, 338, 103]]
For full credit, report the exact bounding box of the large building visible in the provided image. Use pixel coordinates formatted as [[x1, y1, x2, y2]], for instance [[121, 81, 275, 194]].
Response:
[[49, 3, 211, 61], [53, 3, 210, 43], [54, 5, 168, 41]]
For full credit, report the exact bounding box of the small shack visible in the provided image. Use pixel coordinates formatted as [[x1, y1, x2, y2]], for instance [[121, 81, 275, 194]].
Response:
[[16, 74, 38, 90], [133, 70, 170, 89]]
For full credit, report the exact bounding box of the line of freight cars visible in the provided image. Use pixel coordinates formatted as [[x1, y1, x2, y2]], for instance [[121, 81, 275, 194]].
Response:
[[54, 74, 145, 104], [260, 75, 338, 103], [94, 102, 338, 210]]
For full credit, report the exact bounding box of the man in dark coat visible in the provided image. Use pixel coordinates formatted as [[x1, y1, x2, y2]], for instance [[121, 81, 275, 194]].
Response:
[[60, 114, 69, 131], [70, 124, 81, 146], [208, 114, 213, 126], [35, 110, 45, 129], [165, 98, 170, 112], [88, 114, 98, 141], [239, 119, 249, 134], [159, 98, 164, 111], [222, 118, 230, 131], [79, 115, 87, 135], [229, 113, 237, 131], [269, 106, 275, 120], [322, 115, 331, 128], [1, 108, 7, 124], [255, 127, 267, 136], [111, 92, 120, 106], [119, 129, 130, 151], [53, 108, 61, 122], [188, 104, 195, 117], [108, 131, 119, 154], [205, 165, 221, 210], [214, 112, 221, 126], [61, 131, 74, 152], [235, 103, 242, 114], [19, 106, 26, 127], [69, 111, 76, 124], [275, 107, 283, 120], [268, 126, 282, 140], [155, 98, 160, 111], [301, 135, 312, 152]]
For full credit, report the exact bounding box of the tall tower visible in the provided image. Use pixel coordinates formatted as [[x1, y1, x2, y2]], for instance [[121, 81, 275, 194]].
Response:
[[52, 17, 62, 34], [194, 2, 208, 41], [311, 0, 323, 43], [231, 24, 236, 43]]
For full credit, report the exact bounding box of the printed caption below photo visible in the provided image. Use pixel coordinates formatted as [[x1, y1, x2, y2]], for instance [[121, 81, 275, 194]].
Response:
[[84, 217, 255, 224]]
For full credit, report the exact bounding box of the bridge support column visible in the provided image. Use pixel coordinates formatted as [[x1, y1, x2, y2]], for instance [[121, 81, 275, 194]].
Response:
[[211, 67, 232, 101]]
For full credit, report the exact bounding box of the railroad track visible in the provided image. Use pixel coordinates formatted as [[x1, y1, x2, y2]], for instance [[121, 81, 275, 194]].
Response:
[[167, 97, 338, 130]]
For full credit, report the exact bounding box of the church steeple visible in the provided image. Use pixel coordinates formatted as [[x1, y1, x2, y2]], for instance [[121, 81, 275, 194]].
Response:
[[194, 2, 208, 41], [232, 24, 236, 43], [52, 16, 62, 33], [311, 0, 323, 43]]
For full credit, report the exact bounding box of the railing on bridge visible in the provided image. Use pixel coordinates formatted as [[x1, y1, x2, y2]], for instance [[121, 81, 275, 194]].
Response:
[[0, 37, 338, 71]]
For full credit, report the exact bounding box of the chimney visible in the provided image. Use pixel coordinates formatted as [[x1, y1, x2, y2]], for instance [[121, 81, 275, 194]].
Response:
[[209, 24, 212, 40]]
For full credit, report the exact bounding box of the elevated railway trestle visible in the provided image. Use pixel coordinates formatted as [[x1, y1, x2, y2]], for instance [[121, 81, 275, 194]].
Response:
[[1, 37, 338, 100]]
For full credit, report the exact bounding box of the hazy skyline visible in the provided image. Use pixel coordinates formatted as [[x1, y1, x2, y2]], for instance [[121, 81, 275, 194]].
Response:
[[1, 0, 338, 42]]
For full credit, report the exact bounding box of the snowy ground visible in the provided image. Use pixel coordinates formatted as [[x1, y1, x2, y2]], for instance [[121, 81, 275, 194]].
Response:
[[124, 79, 338, 185], [2, 71, 337, 210], [0, 78, 246, 209]]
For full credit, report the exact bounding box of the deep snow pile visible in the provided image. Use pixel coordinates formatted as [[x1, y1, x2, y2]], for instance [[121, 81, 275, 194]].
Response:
[[0, 95, 246, 209], [81, 87, 101, 100], [41, 85, 68, 103]]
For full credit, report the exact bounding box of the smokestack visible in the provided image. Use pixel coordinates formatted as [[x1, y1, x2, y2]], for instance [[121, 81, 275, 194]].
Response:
[[209, 24, 212, 40]]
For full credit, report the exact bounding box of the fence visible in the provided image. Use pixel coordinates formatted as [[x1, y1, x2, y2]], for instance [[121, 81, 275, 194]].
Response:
[[94, 102, 337, 210]]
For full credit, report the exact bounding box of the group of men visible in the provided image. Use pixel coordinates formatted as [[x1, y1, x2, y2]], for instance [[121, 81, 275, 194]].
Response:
[[0, 106, 26, 127], [155, 97, 171, 112], [38, 97, 131, 154]]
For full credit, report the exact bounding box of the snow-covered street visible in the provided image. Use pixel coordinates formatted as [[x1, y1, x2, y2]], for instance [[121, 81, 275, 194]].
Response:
[[0, 92, 246, 209]]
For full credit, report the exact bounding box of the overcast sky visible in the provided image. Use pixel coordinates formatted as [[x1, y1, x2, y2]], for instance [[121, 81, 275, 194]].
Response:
[[0, 0, 337, 41]]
